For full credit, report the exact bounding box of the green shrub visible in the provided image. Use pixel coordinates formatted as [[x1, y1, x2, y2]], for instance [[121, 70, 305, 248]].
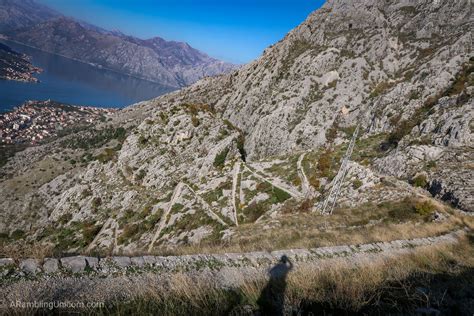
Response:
[[118, 224, 140, 244], [171, 203, 185, 213], [138, 135, 148, 146], [0, 232, 9, 241], [96, 148, 117, 163], [91, 197, 102, 208], [144, 213, 161, 230], [10, 229, 25, 240], [243, 201, 265, 222], [409, 90, 421, 100], [59, 213, 72, 225], [136, 169, 147, 181], [236, 135, 246, 162], [352, 179, 363, 190], [184, 103, 215, 115], [213, 148, 229, 168], [61, 127, 127, 150], [414, 200, 436, 216], [272, 187, 291, 204], [369, 81, 393, 99], [140, 205, 153, 218], [325, 124, 338, 142], [81, 188, 92, 198], [82, 224, 101, 244], [309, 175, 320, 189]]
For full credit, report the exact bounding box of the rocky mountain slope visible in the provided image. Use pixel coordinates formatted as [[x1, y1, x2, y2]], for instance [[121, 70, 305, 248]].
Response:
[[0, 0, 472, 256]]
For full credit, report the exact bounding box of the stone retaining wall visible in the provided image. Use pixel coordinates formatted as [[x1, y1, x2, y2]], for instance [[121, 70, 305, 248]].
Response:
[[0, 230, 465, 279]]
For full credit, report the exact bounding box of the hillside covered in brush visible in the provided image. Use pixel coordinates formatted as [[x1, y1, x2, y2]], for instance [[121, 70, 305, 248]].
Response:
[[0, 0, 472, 256]]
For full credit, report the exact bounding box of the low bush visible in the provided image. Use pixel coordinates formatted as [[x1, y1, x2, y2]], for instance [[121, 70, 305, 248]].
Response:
[[213, 148, 229, 168], [352, 179, 363, 190], [271, 187, 291, 204], [91, 197, 102, 208], [414, 200, 436, 216], [309, 175, 320, 189], [412, 174, 428, 188], [135, 169, 147, 181], [10, 229, 25, 240], [118, 223, 140, 244]]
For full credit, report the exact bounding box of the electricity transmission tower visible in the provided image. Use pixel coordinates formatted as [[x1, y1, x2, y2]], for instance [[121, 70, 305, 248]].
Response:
[[320, 99, 382, 215]]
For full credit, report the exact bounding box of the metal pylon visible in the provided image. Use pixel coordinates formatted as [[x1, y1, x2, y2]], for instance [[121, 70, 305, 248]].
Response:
[[320, 124, 360, 215]]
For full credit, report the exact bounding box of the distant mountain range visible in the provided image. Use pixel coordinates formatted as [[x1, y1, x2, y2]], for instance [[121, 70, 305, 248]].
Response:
[[0, 0, 59, 32], [0, 0, 237, 88]]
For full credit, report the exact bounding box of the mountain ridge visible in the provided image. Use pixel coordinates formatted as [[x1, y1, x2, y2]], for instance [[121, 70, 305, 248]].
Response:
[[0, 1, 237, 88], [0, 0, 472, 257]]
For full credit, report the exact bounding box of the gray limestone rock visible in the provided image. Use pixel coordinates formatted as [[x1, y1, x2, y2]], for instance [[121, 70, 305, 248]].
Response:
[[112, 256, 132, 268], [19, 259, 40, 275], [0, 258, 14, 267], [43, 258, 59, 274], [61, 256, 87, 273], [131, 256, 145, 267]]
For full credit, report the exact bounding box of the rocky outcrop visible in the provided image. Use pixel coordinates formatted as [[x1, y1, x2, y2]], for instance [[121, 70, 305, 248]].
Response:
[[197, 0, 472, 160]]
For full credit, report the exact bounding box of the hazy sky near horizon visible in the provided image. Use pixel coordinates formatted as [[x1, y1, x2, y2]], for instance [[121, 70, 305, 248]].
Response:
[[38, 0, 325, 64]]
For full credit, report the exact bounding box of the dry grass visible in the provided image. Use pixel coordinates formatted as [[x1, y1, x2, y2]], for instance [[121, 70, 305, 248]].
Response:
[[0, 242, 54, 262], [93, 238, 474, 315], [147, 200, 472, 256], [2, 197, 472, 259], [2, 236, 473, 315]]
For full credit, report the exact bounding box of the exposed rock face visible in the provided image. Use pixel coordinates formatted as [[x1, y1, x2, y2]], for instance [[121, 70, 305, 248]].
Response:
[[7, 17, 237, 88], [0, 0, 472, 254]]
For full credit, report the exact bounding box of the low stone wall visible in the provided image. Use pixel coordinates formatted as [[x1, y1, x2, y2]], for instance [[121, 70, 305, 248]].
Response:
[[0, 230, 465, 280]]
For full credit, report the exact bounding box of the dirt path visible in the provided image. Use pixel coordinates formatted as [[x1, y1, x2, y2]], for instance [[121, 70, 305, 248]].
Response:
[[297, 153, 312, 197], [231, 162, 241, 226], [148, 182, 184, 252]]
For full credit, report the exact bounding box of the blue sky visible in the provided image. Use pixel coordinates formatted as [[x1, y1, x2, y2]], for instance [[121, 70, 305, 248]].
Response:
[[38, 0, 325, 64]]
